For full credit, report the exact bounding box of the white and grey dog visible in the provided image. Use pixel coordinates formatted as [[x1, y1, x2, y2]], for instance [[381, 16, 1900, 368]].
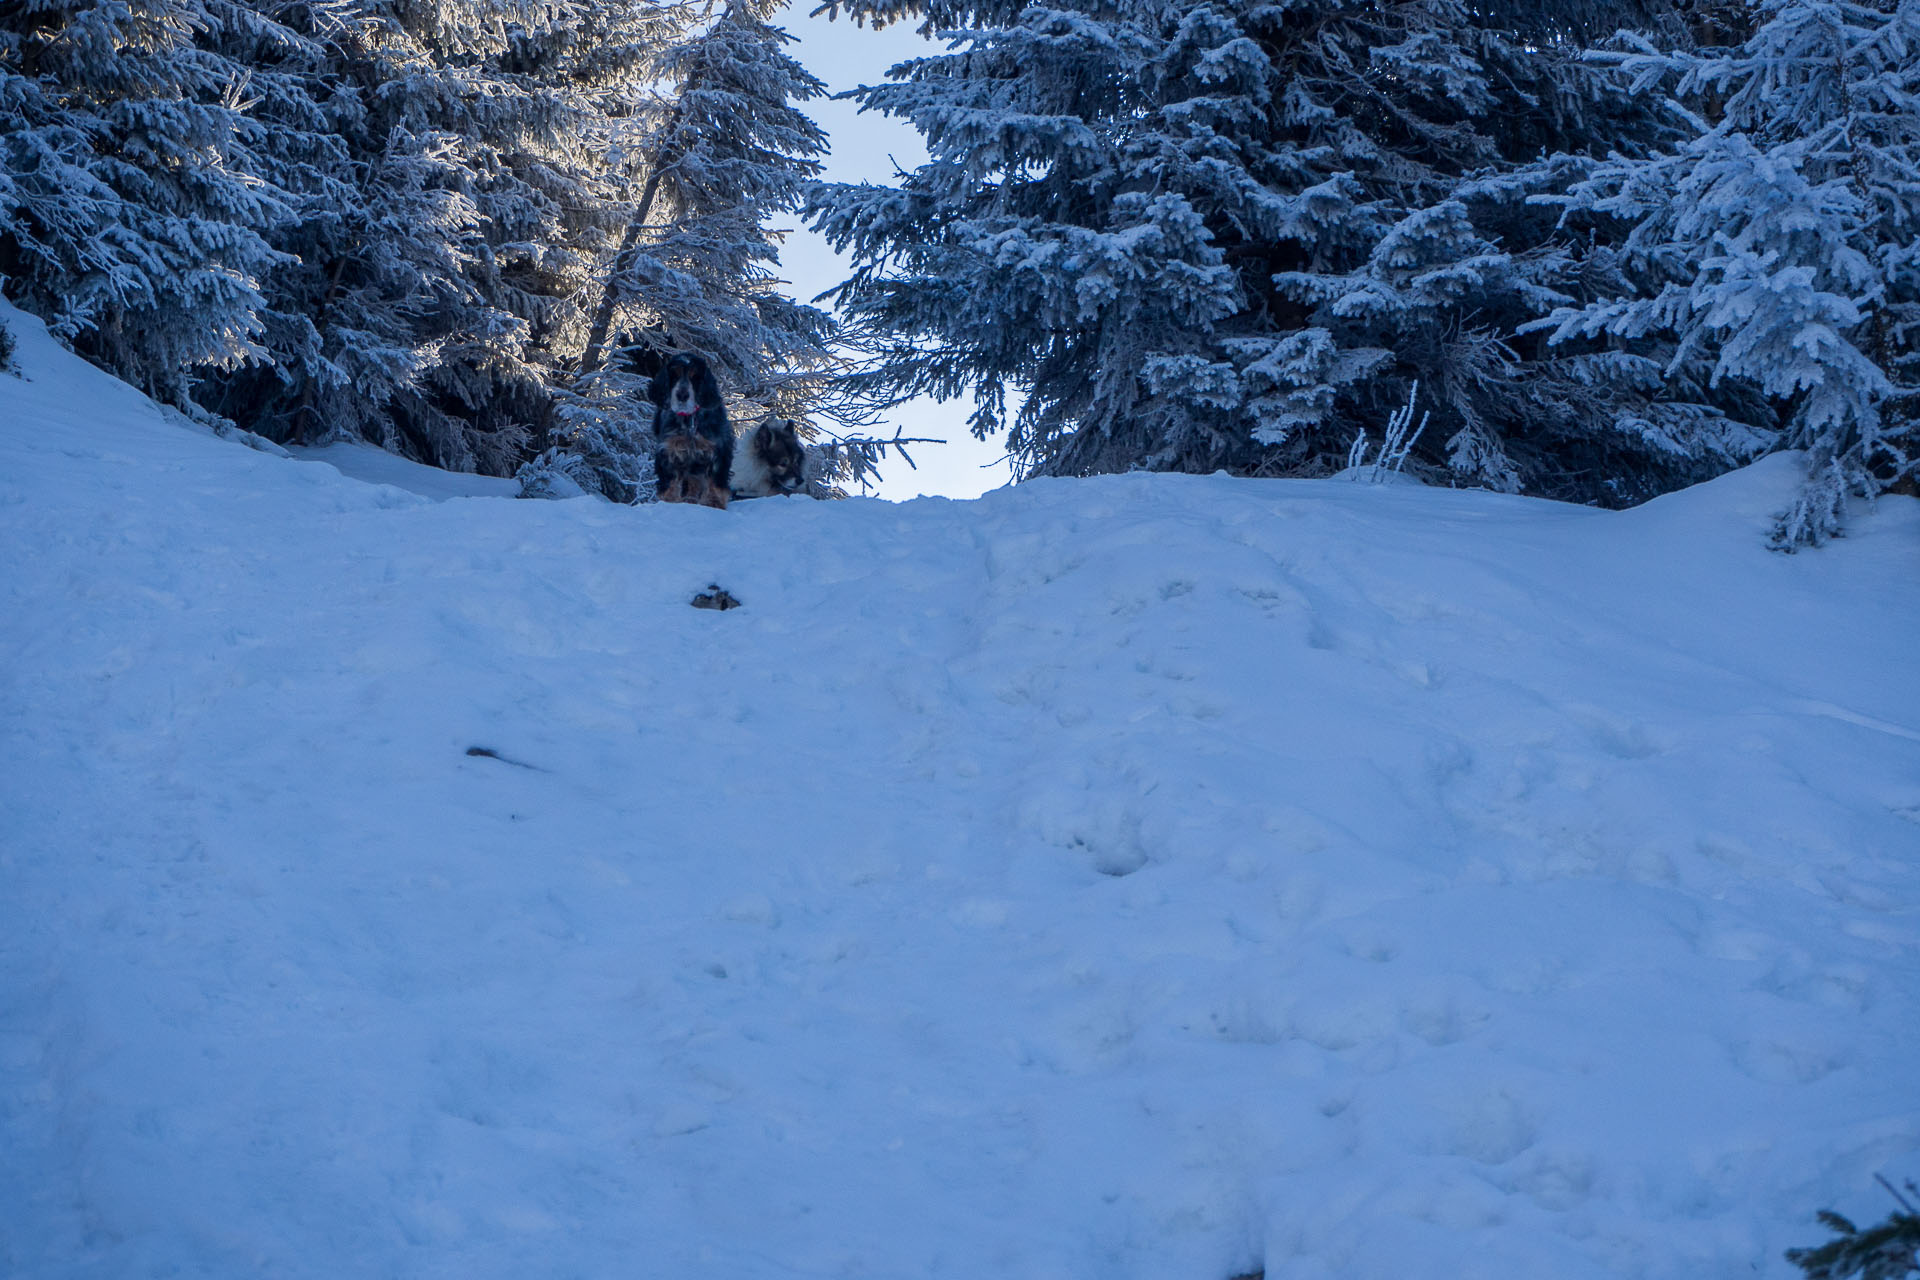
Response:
[[730, 419, 808, 498]]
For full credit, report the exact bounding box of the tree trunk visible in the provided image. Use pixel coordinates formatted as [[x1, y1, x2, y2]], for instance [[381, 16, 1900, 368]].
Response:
[[580, 159, 672, 376]]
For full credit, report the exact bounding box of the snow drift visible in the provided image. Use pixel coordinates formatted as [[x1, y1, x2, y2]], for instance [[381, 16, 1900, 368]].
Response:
[[2, 299, 1917, 1279]]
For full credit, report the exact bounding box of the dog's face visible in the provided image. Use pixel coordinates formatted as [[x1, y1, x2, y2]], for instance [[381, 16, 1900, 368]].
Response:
[[755, 421, 807, 494], [654, 354, 715, 426]]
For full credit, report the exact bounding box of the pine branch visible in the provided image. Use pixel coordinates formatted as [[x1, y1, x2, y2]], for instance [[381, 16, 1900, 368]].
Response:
[[811, 427, 948, 492], [1786, 1180, 1920, 1280]]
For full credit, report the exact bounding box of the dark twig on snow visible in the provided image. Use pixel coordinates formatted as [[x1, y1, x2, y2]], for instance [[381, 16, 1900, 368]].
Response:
[[465, 746, 549, 772]]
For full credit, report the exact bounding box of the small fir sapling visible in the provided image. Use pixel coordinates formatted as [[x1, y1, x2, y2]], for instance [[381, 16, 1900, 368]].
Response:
[[1786, 1176, 1920, 1280], [516, 410, 659, 503]]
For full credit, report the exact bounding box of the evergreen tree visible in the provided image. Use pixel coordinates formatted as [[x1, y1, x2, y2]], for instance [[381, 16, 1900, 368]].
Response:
[[534, 0, 838, 501], [4, 0, 687, 475], [808, 0, 1714, 500], [0, 0, 288, 410], [1537, 0, 1920, 546], [581, 0, 831, 411], [190, 0, 678, 475]]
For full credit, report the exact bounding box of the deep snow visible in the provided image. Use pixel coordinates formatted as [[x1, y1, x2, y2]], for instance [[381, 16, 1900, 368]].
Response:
[[2, 299, 1917, 1279]]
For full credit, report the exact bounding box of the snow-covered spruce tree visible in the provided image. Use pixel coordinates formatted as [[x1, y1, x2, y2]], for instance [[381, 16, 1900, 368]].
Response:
[[1450, 0, 1783, 504], [1537, 0, 1920, 546], [808, 0, 1719, 497], [417, 0, 688, 477], [580, 0, 832, 398], [167, 0, 379, 440], [189, 0, 679, 477], [0, 0, 287, 411], [534, 0, 838, 501]]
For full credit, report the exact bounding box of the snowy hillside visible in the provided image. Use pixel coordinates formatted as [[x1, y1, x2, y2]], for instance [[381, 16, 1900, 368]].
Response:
[[3, 300, 1918, 1280]]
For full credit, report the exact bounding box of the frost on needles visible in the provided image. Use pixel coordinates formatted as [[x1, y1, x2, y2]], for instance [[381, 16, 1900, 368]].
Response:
[[1533, 0, 1920, 546], [807, 0, 1918, 536], [807, 0, 1775, 503]]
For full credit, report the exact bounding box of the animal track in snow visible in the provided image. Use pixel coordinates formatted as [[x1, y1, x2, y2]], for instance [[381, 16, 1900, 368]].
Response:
[[1437, 1089, 1539, 1166], [1505, 1147, 1597, 1211], [1086, 837, 1148, 878], [1729, 1035, 1846, 1085], [1399, 988, 1492, 1048], [1566, 706, 1670, 760]]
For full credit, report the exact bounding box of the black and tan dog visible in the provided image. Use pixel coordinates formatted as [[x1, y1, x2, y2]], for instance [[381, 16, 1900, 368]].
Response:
[[652, 353, 732, 507], [654, 433, 730, 509]]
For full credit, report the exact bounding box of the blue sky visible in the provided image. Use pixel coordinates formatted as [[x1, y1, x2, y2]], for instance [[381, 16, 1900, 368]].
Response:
[[775, 4, 1016, 501]]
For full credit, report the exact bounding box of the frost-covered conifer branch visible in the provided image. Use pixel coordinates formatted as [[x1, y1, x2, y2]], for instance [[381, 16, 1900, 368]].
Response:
[[807, 425, 949, 495]]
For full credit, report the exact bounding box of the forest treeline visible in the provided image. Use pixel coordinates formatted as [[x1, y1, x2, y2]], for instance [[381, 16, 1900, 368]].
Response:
[[0, 0, 839, 489], [2, 0, 1915, 541]]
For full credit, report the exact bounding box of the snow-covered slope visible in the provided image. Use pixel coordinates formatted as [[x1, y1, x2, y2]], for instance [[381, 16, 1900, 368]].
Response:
[[3, 299, 1918, 1280], [290, 440, 520, 501]]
